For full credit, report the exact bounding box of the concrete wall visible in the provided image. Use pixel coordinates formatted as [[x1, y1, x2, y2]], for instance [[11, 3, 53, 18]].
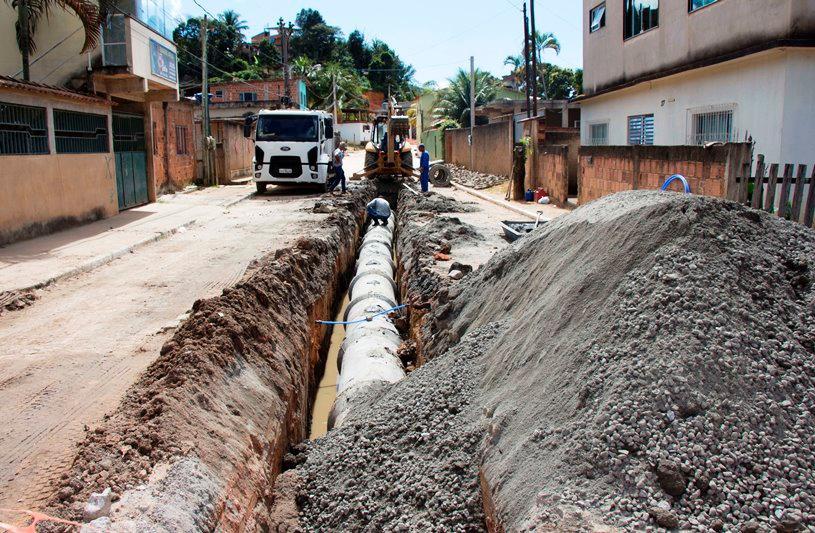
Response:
[[149, 101, 197, 193], [0, 88, 116, 245], [580, 49, 815, 164], [336, 123, 371, 145], [582, 0, 815, 95], [578, 143, 751, 205], [0, 5, 96, 85], [445, 121, 513, 177], [423, 129, 445, 161]]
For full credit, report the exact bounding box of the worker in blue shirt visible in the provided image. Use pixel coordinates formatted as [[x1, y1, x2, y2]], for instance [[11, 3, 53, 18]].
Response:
[[418, 143, 430, 193]]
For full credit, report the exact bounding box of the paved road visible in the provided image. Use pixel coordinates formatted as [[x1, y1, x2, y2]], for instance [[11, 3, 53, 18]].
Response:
[[0, 184, 330, 511]]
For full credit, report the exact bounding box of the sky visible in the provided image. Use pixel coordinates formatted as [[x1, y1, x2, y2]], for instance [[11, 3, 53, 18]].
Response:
[[175, 0, 584, 85]]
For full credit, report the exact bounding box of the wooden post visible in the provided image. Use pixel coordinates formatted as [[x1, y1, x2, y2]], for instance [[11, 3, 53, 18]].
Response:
[[803, 166, 815, 228], [509, 144, 526, 201], [778, 164, 794, 218], [764, 164, 779, 213], [750, 154, 765, 209], [790, 164, 807, 223]]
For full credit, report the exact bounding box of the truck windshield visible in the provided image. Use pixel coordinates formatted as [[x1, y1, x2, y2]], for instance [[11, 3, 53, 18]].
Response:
[[256, 115, 318, 142]]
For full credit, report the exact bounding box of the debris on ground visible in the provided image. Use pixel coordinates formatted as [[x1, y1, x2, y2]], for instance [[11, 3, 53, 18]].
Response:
[[449, 165, 509, 190], [0, 289, 37, 313]]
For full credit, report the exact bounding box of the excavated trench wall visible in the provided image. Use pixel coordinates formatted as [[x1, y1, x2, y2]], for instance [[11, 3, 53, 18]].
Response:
[[48, 185, 374, 531]]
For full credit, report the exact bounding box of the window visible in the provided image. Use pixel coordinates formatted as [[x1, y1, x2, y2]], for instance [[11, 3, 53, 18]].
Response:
[[215, 90, 223, 98], [324, 118, 334, 139], [53, 109, 109, 154], [0, 101, 48, 155], [239, 92, 257, 102], [624, 0, 659, 40], [256, 115, 318, 142], [628, 114, 654, 145], [590, 3, 606, 33], [175, 125, 188, 154], [690, 109, 733, 144], [589, 123, 609, 146], [689, 0, 717, 12]]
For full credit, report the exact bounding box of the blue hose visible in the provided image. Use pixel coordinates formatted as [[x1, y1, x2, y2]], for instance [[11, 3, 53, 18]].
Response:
[[317, 304, 408, 326], [661, 174, 691, 194]]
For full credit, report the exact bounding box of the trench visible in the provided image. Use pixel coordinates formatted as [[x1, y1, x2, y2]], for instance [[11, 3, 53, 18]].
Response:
[[307, 183, 405, 439]]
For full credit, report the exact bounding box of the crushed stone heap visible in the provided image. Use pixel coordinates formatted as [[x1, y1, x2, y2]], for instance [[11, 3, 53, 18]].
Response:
[[449, 165, 508, 190], [432, 191, 815, 531], [289, 190, 815, 532]]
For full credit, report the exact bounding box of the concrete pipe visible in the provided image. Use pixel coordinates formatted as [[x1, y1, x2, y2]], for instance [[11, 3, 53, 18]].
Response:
[[328, 212, 405, 430]]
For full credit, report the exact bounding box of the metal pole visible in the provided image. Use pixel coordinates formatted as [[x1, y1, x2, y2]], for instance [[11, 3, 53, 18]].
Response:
[[469, 56, 475, 171], [201, 15, 211, 185], [530, 0, 538, 117], [332, 72, 338, 123], [522, 3, 532, 119], [18, 0, 30, 81]]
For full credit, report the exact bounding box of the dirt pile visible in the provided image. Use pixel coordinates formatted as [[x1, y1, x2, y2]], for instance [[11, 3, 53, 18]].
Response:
[[449, 165, 508, 190], [424, 191, 815, 530], [45, 186, 372, 530]]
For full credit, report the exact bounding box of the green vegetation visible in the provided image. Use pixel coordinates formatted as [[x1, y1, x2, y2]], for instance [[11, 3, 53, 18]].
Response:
[[432, 68, 499, 128]]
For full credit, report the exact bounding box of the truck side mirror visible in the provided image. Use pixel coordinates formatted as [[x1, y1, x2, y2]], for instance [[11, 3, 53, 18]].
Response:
[[243, 116, 254, 138]]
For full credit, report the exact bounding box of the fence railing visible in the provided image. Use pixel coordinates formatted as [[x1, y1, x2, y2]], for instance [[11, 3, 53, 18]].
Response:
[[739, 154, 814, 228]]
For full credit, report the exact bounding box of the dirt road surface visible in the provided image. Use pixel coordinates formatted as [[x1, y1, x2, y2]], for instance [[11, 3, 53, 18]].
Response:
[[0, 186, 329, 510]]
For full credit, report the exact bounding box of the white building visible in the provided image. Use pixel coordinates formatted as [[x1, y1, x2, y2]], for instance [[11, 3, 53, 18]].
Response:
[[579, 0, 815, 163]]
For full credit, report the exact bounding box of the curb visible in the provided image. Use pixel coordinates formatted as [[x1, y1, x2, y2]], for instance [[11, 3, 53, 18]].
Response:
[[12, 219, 199, 294], [224, 190, 256, 208], [450, 182, 543, 220]]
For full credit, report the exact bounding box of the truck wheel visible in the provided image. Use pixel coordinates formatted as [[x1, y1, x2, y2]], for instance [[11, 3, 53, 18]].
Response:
[[365, 151, 378, 170], [256, 182, 267, 194]]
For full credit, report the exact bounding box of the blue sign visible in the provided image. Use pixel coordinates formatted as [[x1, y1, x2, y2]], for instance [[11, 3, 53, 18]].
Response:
[[149, 39, 177, 83]]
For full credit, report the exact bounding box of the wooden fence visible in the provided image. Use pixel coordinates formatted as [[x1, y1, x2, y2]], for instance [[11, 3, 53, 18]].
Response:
[[739, 155, 815, 228]]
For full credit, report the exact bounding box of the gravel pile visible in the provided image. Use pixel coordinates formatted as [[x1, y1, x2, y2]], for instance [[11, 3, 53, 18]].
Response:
[[449, 165, 508, 190], [427, 191, 815, 531], [294, 324, 499, 532]]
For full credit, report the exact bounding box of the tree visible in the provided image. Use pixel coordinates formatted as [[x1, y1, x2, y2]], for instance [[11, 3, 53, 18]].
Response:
[[174, 14, 250, 83], [433, 68, 499, 127], [347, 30, 371, 71], [292, 57, 370, 110], [6, 0, 114, 79], [504, 55, 524, 90], [532, 31, 561, 62], [366, 40, 415, 99], [290, 8, 343, 65]]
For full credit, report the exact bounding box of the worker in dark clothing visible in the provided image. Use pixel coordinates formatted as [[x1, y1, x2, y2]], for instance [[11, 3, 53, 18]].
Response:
[[367, 196, 391, 226], [418, 143, 430, 193], [328, 142, 347, 194]]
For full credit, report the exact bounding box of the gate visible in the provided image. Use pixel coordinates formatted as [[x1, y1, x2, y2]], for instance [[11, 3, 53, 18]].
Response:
[[113, 114, 149, 210]]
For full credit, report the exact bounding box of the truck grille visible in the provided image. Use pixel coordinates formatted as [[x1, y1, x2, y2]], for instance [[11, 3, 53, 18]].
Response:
[[269, 156, 303, 178]]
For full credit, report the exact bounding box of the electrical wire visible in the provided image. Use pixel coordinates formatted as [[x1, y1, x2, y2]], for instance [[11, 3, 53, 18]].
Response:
[[316, 304, 408, 326]]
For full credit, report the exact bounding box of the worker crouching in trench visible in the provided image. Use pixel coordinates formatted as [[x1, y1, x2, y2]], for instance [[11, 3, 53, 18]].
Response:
[[367, 196, 392, 226]]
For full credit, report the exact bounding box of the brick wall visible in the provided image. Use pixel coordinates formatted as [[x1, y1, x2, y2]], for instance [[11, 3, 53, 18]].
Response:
[[527, 145, 569, 206], [210, 79, 303, 107], [150, 101, 197, 193], [578, 144, 752, 205], [445, 121, 513, 177]]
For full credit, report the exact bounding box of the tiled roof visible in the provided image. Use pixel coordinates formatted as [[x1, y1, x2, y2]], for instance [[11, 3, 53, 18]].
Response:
[[0, 76, 111, 105]]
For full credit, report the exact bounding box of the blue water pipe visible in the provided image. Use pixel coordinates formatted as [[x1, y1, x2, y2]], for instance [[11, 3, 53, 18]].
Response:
[[661, 174, 691, 194], [316, 304, 408, 326]]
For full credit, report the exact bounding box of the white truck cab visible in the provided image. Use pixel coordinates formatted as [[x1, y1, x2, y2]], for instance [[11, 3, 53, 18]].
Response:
[[247, 109, 335, 192]]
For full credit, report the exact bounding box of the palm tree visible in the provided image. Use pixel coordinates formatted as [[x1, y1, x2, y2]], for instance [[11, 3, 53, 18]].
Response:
[[219, 9, 248, 50], [433, 68, 498, 127], [532, 31, 561, 62], [504, 55, 524, 90], [6, 0, 114, 80]]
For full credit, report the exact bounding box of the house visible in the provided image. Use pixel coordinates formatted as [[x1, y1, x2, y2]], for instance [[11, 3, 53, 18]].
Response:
[[579, 0, 815, 163], [0, 0, 195, 244], [208, 78, 307, 119]]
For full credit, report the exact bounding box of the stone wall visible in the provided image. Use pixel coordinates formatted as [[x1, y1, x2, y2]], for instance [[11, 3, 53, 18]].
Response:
[[578, 144, 753, 205], [445, 121, 513, 177]]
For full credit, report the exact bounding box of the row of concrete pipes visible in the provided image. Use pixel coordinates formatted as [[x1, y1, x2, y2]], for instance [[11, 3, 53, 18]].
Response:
[[328, 214, 405, 429]]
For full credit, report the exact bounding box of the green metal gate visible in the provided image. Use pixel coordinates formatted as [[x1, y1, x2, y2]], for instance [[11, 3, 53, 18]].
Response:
[[113, 114, 149, 210]]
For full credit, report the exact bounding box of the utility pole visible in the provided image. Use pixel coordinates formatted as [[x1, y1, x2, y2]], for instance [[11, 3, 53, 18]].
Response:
[[279, 18, 292, 106], [18, 0, 30, 81], [201, 15, 211, 185], [522, 2, 532, 119], [469, 56, 475, 171], [529, 0, 539, 117], [332, 72, 338, 123]]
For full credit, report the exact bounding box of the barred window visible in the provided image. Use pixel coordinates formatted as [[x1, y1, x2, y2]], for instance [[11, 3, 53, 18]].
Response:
[[628, 114, 654, 145], [691, 110, 733, 145], [175, 125, 188, 154], [113, 114, 145, 152], [589, 123, 609, 146], [54, 109, 109, 153], [0, 101, 48, 155]]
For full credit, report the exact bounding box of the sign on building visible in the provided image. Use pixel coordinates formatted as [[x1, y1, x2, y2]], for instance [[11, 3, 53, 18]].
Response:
[[150, 39, 178, 83]]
